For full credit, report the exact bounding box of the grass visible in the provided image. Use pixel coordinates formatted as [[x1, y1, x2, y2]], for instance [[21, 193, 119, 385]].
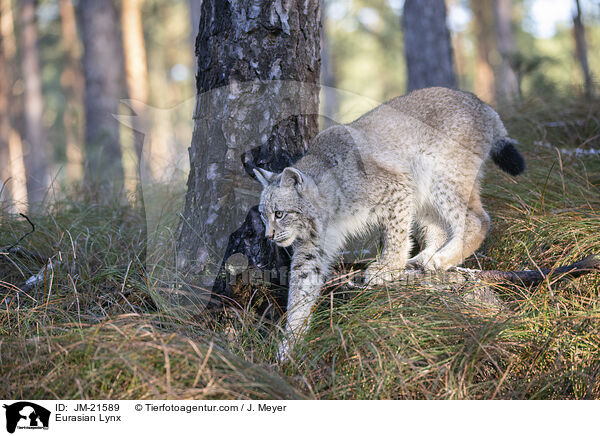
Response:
[[1, 94, 599, 399]]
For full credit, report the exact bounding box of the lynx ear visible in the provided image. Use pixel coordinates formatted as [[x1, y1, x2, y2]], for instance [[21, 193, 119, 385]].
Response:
[[280, 167, 304, 188], [253, 168, 276, 187]]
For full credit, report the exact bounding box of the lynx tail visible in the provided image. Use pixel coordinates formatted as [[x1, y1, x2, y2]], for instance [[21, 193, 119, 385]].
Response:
[[491, 138, 526, 176]]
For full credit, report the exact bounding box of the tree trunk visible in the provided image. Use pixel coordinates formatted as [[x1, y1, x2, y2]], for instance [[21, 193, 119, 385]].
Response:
[[177, 0, 321, 290], [1, 0, 28, 211], [573, 0, 593, 98], [121, 0, 148, 163], [59, 0, 85, 184], [19, 0, 49, 210], [0, 25, 11, 206], [78, 0, 125, 195], [7, 130, 28, 209], [402, 0, 456, 92], [471, 0, 496, 105], [493, 0, 519, 105]]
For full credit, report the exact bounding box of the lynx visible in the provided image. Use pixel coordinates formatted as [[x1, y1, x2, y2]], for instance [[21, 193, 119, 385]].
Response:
[[254, 87, 525, 360]]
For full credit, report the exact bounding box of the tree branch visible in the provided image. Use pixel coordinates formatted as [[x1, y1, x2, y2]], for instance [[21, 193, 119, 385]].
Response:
[[343, 254, 600, 288], [465, 254, 600, 286]]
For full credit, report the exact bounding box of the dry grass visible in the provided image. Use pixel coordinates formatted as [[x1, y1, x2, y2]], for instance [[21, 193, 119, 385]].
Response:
[[0, 314, 306, 399]]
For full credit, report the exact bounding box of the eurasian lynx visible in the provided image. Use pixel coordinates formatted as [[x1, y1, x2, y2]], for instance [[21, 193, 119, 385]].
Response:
[[254, 87, 525, 360]]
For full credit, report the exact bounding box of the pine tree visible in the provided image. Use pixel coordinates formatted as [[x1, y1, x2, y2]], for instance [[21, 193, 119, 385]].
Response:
[[402, 0, 456, 91]]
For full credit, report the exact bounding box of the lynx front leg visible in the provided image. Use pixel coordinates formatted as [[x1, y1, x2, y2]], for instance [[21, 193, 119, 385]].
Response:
[[278, 247, 331, 362]]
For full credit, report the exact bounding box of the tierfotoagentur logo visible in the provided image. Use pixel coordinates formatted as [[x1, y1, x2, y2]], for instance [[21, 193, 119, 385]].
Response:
[[2, 402, 50, 434]]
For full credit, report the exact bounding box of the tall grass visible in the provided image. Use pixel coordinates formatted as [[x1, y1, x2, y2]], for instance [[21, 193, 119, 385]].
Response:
[[1, 94, 599, 399]]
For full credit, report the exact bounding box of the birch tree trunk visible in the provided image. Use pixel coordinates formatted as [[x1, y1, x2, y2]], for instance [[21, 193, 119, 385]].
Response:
[[19, 0, 49, 210], [176, 0, 321, 285], [573, 0, 593, 98], [493, 0, 519, 105], [78, 0, 125, 195], [402, 0, 456, 92]]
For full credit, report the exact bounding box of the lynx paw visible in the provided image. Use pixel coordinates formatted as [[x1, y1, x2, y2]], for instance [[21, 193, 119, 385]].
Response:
[[363, 265, 386, 286], [407, 252, 440, 271], [363, 263, 408, 285]]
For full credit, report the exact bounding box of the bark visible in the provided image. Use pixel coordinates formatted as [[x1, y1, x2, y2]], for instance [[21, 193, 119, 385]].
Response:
[[177, 0, 321, 293], [402, 0, 456, 92], [573, 0, 593, 98], [493, 0, 519, 105], [121, 0, 148, 162], [78, 0, 125, 194], [471, 0, 496, 105], [59, 0, 85, 183], [19, 0, 49, 210]]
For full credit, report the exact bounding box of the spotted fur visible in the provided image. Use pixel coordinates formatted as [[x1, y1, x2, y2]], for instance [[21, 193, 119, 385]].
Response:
[[255, 87, 525, 360]]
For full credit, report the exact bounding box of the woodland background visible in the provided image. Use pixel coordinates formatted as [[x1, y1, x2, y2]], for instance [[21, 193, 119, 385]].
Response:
[[0, 0, 598, 210], [1, 0, 600, 400]]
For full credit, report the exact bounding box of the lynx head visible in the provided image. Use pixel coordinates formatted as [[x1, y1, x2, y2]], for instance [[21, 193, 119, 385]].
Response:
[[254, 167, 317, 247]]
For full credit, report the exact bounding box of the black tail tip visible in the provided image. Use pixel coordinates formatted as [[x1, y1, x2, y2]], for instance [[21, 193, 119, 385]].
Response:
[[491, 140, 526, 176]]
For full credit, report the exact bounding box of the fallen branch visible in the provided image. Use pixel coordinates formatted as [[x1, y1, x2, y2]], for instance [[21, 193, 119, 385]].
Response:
[[456, 254, 600, 286], [342, 254, 600, 288], [334, 254, 600, 308], [21, 258, 60, 292], [0, 245, 46, 263], [6, 213, 36, 252]]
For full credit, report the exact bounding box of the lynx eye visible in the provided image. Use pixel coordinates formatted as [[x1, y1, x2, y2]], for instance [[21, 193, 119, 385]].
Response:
[[274, 211, 284, 219]]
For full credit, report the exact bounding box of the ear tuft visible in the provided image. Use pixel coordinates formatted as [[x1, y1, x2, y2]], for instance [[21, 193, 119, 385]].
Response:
[[253, 168, 276, 188]]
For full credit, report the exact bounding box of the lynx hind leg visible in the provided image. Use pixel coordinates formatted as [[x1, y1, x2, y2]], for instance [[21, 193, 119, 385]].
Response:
[[408, 213, 448, 270], [364, 192, 414, 284], [428, 191, 490, 271]]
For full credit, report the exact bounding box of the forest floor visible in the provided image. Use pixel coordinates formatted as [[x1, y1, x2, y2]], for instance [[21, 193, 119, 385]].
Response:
[[1, 95, 600, 399]]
